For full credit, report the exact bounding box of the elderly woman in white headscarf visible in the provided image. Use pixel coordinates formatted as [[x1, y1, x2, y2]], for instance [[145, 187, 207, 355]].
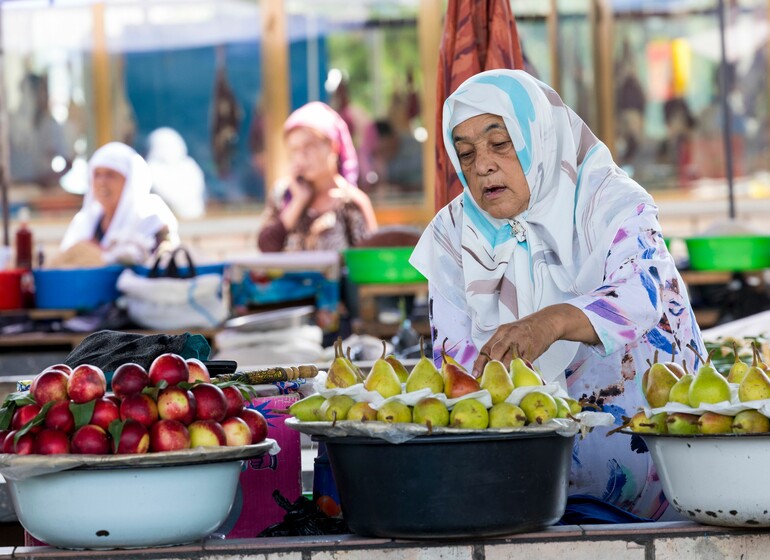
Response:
[[410, 69, 705, 520], [59, 142, 179, 266]]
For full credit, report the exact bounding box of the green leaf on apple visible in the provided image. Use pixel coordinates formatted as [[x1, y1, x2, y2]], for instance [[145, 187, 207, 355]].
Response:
[[108, 419, 125, 454], [70, 400, 97, 430], [142, 384, 162, 401], [0, 392, 37, 431], [215, 380, 258, 402], [15, 401, 54, 442]]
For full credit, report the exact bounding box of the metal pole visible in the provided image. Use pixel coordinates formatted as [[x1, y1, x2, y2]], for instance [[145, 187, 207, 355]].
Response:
[[0, 2, 10, 248], [717, 0, 736, 219]]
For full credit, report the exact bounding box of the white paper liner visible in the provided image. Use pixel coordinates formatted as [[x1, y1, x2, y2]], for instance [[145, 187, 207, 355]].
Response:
[[0, 439, 278, 481], [504, 383, 571, 405], [642, 382, 770, 417], [285, 412, 614, 444]]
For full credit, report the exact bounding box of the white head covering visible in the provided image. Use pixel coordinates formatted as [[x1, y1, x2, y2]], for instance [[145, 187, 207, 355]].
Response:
[[60, 142, 179, 261], [146, 128, 206, 219], [411, 69, 654, 380]]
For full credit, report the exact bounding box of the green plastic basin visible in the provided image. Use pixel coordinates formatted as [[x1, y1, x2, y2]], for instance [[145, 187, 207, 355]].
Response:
[[343, 247, 426, 284], [685, 235, 770, 271]]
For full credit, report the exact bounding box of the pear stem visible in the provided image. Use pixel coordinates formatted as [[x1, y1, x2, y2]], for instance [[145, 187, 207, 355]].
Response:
[[682, 360, 689, 375], [335, 337, 342, 359], [426, 419, 433, 435], [381, 340, 387, 360], [331, 410, 338, 428], [419, 336, 426, 359], [671, 345, 677, 363], [653, 349, 659, 364], [733, 341, 741, 364], [752, 342, 760, 367], [347, 346, 353, 362], [686, 343, 707, 365]]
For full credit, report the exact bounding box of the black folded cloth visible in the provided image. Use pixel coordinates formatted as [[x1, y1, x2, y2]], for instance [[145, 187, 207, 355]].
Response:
[[64, 330, 211, 374]]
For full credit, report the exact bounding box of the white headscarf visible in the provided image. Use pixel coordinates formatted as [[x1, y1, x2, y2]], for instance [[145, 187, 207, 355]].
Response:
[[60, 142, 179, 260], [410, 69, 654, 379]]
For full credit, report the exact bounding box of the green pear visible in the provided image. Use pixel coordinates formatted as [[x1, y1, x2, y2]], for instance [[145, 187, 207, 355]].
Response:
[[666, 412, 700, 435], [554, 397, 571, 419], [519, 391, 558, 425], [346, 401, 378, 422], [326, 339, 360, 389], [732, 410, 770, 434], [509, 345, 543, 387], [738, 365, 770, 402], [668, 373, 694, 405], [406, 338, 444, 394], [644, 362, 679, 408], [364, 341, 403, 398], [443, 362, 481, 398], [663, 346, 686, 379], [697, 412, 734, 434], [376, 401, 412, 423], [687, 346, 731, 407], [628, 411, 668, 434], [563, 397, 582, 415], [319, 395, 355, 422], [385, 354, 410, 384], [727, 342, 750, 384], [449, 398, 489, 429], [413, 397, 450, 429], [479, 355, 514, 404], [288, 394, 326, 421], [489, 402, 527, 427]]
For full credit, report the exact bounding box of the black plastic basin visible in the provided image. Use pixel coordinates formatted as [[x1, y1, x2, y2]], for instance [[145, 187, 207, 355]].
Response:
[[316, 431, 574, 539]]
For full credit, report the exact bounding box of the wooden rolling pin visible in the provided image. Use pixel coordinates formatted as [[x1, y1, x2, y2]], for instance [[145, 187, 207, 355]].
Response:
[[213, 364, 319, 385]]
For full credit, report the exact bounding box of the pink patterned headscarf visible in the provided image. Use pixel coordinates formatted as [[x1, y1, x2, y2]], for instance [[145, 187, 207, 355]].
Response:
[[283, 101, 359, 185]]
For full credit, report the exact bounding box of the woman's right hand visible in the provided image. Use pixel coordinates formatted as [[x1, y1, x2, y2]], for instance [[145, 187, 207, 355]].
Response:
[[279, 177, 314, 232]]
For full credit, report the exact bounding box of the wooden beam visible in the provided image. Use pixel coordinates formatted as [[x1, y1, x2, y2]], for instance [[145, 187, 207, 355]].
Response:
[[417, 0, 442, 219], [0, 4, 10, 247], [547, 0, 561, 93], [92, 2, 111, 147], [591, 0, 615, 155], [261, 0, 290, 195]]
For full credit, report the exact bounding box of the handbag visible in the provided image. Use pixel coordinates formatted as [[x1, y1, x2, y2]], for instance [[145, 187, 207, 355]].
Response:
[[117, 248, 228, 330]]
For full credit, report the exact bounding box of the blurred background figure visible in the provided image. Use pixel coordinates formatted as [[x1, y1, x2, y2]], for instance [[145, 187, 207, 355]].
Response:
[[146, 127, 206, 220], [9, 72, 74, 187], [372, 119, 423, 195], [56, 142, 179, 267]]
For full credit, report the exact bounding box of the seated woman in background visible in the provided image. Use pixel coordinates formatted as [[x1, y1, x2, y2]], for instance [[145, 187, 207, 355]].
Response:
[[57, 142, 179, 267], [257, 102, 378, 252]]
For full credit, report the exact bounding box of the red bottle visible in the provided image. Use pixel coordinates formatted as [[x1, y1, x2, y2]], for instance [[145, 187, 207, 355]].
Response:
[[15, 207, 33, 270]]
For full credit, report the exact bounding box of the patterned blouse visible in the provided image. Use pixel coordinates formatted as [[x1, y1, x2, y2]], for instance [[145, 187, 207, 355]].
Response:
[[429, 202, 704, 520], [258, 186, 371, 252]]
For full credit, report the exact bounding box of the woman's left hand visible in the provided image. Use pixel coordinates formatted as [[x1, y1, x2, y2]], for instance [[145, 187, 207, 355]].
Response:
[[471, 303, 599, 378]]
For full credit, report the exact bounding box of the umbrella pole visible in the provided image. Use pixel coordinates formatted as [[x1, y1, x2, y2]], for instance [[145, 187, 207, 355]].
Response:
[[717, 0, 737, 219]]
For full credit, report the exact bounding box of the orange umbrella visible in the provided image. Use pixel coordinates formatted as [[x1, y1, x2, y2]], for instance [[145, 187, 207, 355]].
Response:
[[435, 0, 525, 213]]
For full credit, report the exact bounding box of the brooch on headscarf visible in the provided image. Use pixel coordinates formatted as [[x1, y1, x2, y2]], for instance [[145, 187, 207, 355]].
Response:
[[509, 219, 527, 242]]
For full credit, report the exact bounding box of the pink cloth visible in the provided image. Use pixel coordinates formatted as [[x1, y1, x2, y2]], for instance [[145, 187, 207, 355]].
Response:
[[283, 101, 359, 185]]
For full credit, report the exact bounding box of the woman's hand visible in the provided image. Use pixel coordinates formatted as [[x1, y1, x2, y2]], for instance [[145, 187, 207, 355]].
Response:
[[471, 304, 599, 378], [279, 177, 314, 231]]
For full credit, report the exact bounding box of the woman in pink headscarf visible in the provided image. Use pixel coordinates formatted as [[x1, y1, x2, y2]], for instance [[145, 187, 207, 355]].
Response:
[[257, 102, 377, 252]]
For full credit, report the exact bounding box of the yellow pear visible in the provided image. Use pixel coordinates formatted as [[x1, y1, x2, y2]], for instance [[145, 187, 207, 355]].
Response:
[[732, 410, 770, 433], [697, 412, 734, 434], [449, 398, 489, 429], [288, 394, 326, 421], [406, 337, 444, 394], [376, 401, 412, 423], [519, 391, 558, 425], [628, 411, 667, 434], [440, 338, 468, 380], [644, 362, 679, 408], [326, 339, 360, 389], [727, 342, 750, 384], [488, 402, 527, 427], [347, 401, 378, 422], [668, 373, 694, 405], [319, 395, 355, 422], [738, 365, 770, 402], [385, 354, 410, 384], [413, 397, 450, 429], [509, 345, 543, 387], [363, 341, 403, 398], [666, 412, 699, 435], [687, 345, 730, 407], [479, 353, 514, 404]]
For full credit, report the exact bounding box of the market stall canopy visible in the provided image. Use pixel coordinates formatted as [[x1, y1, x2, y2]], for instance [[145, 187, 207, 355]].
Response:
[[434, 0, 524, 213]]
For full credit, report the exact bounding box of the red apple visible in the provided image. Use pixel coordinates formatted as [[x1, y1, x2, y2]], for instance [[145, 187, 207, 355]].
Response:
[[150, 419, 190, 452], [222, 386, 246, 418], [67, 364, 106, 404], [34, 429, 71, 455], [115, 420, 149, 454], [157, 386, 197, 424], [120, 393, 159, 427], [221, 416, 252, 446], [105, 394, 121, 407], [91, 398, 120, 431], [239, 408, 268, 444], [12, 404, 42, 433], [30, 369, 69, 405], [44, 364, 72, 376], [186, 358, 211, 384], [188, 420, 226, 447], [148, 353, 189, 387], [44, 401, 75, 433], [111, 363, 149, 399], [3, 430, 35, 454], [71, 424, 110, 454], [191, 383, 228, 422]]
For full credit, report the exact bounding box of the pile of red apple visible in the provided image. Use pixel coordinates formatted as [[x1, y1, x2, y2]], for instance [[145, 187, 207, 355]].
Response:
[[0, 353, 268, 455]]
